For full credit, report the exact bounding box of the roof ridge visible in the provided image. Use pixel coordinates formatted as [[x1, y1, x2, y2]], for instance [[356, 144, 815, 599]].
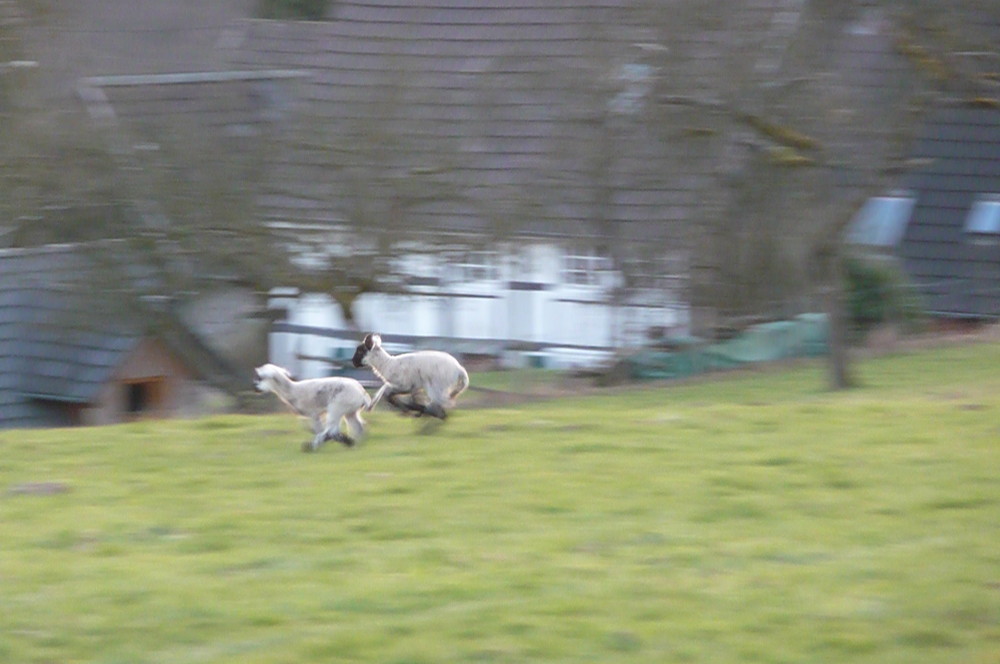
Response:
[[79, 69, 311, 88]]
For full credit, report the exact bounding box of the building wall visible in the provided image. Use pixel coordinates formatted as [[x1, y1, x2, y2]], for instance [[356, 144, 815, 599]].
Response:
[[179, 286, 269, 375], [82, 337, 196, 426], [269, 244, 689, 379]]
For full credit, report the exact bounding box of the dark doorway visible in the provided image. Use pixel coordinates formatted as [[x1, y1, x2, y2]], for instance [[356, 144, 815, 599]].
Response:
[[125, 379, 164, 417]]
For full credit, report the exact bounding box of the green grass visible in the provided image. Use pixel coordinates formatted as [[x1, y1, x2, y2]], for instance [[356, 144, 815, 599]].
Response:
[[2, 343, 999, 663]]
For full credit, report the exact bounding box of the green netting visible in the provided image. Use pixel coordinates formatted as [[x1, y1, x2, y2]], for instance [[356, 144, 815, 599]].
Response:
[[627, 313, 829, 381]]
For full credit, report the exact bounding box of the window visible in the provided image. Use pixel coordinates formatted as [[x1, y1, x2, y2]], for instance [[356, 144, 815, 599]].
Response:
[[507, 251, 533, 278], [452, 251, 498, 282], [563, 250, 611, 286], [609, 63, 653, 115], [964, 195, 1000, 237], [845, 193, 915, 248], [622, 254, 684, 292]]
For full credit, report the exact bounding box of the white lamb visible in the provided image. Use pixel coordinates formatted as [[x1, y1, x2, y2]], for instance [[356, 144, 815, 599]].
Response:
[[253, 363, 372, 452], [351, 333, 469, 420]]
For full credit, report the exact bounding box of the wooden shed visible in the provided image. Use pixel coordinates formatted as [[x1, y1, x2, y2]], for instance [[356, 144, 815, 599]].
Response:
[[0, 243, 239, 429]]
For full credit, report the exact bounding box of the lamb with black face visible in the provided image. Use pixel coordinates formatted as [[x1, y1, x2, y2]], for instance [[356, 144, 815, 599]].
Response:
[[351, 337, 373, 368], [351, 333, 469, 421]]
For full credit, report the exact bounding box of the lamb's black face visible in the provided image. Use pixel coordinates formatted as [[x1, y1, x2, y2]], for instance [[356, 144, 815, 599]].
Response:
[[351, 343, 369, 368]]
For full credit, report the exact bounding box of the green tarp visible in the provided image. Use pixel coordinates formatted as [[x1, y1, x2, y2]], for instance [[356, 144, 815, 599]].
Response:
[[627, 314, 829, 381]]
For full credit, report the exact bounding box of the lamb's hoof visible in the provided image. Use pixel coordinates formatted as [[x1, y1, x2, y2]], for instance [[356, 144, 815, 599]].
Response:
[[337, 435, 355, 448], [301, 441, 317, 453], [426, 405, 447, 420]]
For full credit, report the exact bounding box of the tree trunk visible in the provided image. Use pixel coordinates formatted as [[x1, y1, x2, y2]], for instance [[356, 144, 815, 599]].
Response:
[[822, 252, 855, 390]]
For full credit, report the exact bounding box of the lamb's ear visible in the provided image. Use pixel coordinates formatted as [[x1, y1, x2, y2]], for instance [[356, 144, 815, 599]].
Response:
[[281, 367, 293, 380], [364, 333, 381, 350]]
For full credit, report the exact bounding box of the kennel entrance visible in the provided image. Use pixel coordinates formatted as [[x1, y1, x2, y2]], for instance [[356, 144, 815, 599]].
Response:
[[124, 378, 166, 418]]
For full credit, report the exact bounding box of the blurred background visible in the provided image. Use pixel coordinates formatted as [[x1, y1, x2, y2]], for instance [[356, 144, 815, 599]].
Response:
[[1, 0, 998, 427]]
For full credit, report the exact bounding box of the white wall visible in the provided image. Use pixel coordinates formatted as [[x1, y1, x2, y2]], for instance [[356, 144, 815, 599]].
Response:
[[269, 243, 688, 377]]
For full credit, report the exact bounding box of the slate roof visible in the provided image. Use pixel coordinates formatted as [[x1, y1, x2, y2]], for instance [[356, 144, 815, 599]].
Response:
[[898, 105, 1000, 318], [224, 2, 790, 245], [74, 2, 896, 255], [835, 6, 1000, 319]]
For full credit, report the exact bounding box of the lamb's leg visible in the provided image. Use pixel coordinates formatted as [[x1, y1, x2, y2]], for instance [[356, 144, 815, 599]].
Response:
[[301, 416, 325, 452], [421, 387, 449, 420], [387, 391, 425, 416], [323, 409, 354, 447], [325, 420, 352, 447], [303, 431, 326, 452], [303, 412, 351, 452], [344, 410, 366, 443], [328, 430, 354, 447], [400, 389, 443, 418], [367, 383, 390, 412], [423, 402, 447, 420], [304, 426, 337, 452]]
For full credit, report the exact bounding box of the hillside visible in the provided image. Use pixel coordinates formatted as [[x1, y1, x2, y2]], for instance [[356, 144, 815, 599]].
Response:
[[3, 343, 999, 663]]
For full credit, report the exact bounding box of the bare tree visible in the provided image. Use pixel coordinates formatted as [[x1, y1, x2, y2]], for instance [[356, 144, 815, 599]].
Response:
[[655, 0, 997, 388], [520, 7, 699, 348], [267, 65, 473, 326], [0, 22, 126, 248]]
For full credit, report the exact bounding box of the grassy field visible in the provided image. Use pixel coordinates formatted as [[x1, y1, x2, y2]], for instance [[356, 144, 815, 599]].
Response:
[[2, 343, 999, 663]]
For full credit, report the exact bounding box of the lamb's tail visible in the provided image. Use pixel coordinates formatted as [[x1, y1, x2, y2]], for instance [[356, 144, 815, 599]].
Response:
[[450, 368, 470, 401]]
